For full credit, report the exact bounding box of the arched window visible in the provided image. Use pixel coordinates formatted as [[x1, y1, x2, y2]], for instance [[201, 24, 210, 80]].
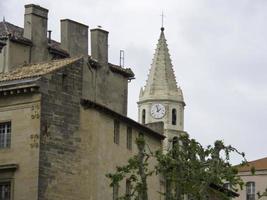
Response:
[[172, 109, 177, 125], [142, 109, 146, 124], [246, 182, 255, 200]]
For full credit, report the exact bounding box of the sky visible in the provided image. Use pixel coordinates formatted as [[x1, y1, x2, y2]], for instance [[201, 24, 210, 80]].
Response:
[[1, 0, 267, 163]]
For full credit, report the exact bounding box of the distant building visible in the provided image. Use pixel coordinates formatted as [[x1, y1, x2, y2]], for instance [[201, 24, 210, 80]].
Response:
[[0, 4, 164, 200], [236, 157, 267, 200]]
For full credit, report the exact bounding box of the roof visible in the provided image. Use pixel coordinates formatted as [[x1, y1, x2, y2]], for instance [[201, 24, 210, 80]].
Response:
[[139, 27, 184, 102], [0, 20, 68, 56], [88, 57, 135, 79], [81, 99, 165, 140], [0, 57, 82, 83], [238, 157, 267, 172]]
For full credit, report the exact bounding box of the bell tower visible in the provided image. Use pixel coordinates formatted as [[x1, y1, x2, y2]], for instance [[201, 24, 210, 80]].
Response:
[[138, 27, 186, 151]]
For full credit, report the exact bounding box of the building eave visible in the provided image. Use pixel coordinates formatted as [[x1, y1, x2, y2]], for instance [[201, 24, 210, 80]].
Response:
[[0, 77, 40, 96]]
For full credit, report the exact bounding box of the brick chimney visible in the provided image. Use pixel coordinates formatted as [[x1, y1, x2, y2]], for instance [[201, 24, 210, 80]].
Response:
[[60, 19, 88, 57], [90, 28, 109, 64], [23, 4, 48, 63]]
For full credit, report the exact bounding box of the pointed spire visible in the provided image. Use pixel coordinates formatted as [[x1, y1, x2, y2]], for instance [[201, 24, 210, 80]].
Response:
[[140, 28, 184, 102], [3, 16, 5, 22]]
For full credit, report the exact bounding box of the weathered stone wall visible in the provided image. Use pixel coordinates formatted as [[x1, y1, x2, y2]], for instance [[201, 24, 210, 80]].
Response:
[[83, 62, 129, 115], [0, 93, 41, 200], [38, 59, 83, 200], [0, 40, 30, 73], [80, 107, 162, 200], [8, 41, 30, 71]]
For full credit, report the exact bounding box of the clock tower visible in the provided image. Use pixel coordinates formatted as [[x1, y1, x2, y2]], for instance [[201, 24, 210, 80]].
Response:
[[138, 27, 186, 151]]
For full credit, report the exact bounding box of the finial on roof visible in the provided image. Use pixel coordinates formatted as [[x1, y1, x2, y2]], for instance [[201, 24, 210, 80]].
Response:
[[160, 11, 165, 31], [3, 16, 5, 22]]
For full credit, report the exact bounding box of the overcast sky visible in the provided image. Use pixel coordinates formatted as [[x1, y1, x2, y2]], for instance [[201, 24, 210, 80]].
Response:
[[1, 0, 267, 163]]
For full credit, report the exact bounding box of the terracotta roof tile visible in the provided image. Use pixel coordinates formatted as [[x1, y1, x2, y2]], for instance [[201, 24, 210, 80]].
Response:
[[238, 157, 267, 172], [0, 57, 82, 82]]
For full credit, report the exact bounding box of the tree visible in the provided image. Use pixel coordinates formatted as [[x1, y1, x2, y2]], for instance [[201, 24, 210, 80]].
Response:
[[155, 134, 246, 200], [107, 134, 247, 200], [106, 135, 153, 200]]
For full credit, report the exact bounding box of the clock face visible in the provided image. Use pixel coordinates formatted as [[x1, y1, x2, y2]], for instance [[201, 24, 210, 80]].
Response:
[[151, 104, 166, 119]]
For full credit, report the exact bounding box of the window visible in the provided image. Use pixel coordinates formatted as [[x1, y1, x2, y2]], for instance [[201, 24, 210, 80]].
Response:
[[127, 127, 132, 150], [142, 109, 146, 124], [114, 120, 120, 144], [0, 182, 11, 200], [172, 109, 177, 125], [0, 122, 11, 149], [180, 107, 183, 126], [113, 183, 119, 200], [125, 179, 131, 199], [246, 182, 255, 200]]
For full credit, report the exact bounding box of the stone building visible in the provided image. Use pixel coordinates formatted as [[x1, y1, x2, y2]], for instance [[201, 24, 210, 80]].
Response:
[[138, 27, 186, 152], [0, 4, 165, 200], [235, 157, 267, 200]]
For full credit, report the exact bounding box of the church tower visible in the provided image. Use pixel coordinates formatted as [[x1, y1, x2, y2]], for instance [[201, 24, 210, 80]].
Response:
[[138, 27, 186, 151]]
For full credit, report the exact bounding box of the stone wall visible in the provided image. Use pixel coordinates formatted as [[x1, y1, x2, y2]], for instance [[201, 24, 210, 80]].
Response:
[[0, 93, 41, 200], [83, 61, 129, 115], [38, 59, 83, 200], [80, 107, 162, 200]]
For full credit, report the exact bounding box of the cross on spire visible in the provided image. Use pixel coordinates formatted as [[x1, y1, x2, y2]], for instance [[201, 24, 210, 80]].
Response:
[[160, 11, 165, 31]]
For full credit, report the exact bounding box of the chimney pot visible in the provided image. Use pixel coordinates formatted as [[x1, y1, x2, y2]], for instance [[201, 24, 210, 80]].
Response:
[[61, 19, 88, 57], [90, 28, 109, 64]]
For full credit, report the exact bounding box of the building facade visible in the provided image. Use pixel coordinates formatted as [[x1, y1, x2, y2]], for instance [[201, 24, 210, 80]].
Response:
[[138, 27, 186, 152], [0, 4, 164, 200], [235, 157, 267, 200]]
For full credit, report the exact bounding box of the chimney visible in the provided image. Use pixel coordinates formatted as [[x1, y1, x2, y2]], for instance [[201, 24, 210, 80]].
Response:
[[23, 4, 48, 63], [61, 19, 88, 57], [90, 28, 109, 64]]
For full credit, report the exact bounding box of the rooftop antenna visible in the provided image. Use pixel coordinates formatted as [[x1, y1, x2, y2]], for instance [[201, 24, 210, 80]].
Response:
[[119, 50, 125, 67]]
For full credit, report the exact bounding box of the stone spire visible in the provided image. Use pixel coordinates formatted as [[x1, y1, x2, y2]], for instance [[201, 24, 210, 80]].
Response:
[[139, 28, 184, 102]]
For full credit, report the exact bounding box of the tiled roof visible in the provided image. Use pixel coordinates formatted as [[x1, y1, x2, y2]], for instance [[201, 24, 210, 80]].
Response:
[[238, 157, 267, 172], [0, 21, 68, 55], [0, 57, 82, 82]]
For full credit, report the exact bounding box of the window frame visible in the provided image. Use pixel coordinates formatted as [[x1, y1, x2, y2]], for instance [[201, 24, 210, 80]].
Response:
[[0, 121, 11, 149], [113, 182, 119, 200], [114, 120, 120, 145], [246, 181, 255, 200], [126, 127, 132, 150], [172, 108, 177, 125], [0, 180, 11, 200], [141, 109, 146, 124]]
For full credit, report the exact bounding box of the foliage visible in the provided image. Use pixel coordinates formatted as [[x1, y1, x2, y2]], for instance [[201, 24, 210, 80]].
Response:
[[155, 134, 246, 200], [106, 135, 154, 200], [106, 134, 247, 200], [258, 189, 267, 199]]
